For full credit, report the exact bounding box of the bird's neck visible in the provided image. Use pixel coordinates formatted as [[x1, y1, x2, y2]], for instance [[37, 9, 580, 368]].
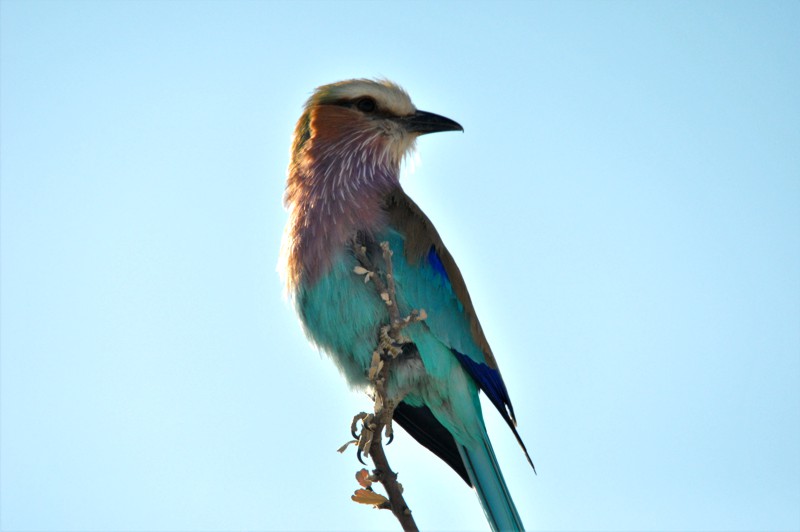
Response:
[[282, 145, 401, 290]]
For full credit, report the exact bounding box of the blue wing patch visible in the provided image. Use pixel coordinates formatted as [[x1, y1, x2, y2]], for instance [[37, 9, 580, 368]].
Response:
[[452, 348, 515, 423], [427, 246, 448, 279]]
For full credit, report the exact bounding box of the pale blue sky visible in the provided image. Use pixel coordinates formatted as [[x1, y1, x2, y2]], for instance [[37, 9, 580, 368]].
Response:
[[2, 1, 798, 531]]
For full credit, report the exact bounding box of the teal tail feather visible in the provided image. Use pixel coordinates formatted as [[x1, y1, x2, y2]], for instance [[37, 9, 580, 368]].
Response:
[[458, 433, 525, 531]]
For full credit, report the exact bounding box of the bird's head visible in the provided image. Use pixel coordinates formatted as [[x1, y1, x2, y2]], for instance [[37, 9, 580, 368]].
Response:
[[288, 79, 463, 198], [281, 79, 462, 290]]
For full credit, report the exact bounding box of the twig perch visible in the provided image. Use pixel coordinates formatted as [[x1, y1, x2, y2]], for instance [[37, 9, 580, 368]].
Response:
[[342, 240, 426, 531]]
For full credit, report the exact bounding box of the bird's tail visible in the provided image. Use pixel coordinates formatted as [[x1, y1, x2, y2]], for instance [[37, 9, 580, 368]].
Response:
[[458, 430, 525, 531]]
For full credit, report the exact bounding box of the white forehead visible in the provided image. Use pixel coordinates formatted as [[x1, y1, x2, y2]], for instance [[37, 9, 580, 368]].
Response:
[[315, 79, 417, 116]]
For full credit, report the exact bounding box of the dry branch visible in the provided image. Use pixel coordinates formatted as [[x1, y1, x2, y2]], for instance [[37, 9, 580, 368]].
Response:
[[342, 240, 426, 531]]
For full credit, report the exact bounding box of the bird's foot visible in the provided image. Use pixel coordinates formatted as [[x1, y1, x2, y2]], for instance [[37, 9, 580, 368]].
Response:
[[378, 327, 404, 359], [350, 411, 369, 439], [348, 412, 378, 464]]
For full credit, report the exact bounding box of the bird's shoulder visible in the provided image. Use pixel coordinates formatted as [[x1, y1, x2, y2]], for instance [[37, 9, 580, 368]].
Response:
[[381, 188, 498, 369]]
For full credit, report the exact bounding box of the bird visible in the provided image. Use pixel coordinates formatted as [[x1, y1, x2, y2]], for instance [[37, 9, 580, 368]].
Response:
[[280, 78, 532, 531]]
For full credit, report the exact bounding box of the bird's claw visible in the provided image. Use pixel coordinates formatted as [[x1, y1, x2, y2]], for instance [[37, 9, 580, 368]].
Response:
[[385, 418, 394, 444], [350, 412, 377, 461], [351, 412, 368, 440]]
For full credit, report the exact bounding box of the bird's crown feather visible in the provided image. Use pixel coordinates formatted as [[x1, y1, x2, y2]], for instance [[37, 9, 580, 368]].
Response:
[[307, 78, 416, 117]]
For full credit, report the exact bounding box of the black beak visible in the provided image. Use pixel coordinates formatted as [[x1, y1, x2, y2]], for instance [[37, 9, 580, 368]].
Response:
[[399, 110, 463, 135]]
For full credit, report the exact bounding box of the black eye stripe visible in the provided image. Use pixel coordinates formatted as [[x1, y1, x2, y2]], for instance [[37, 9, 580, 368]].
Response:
[[331, 96, 392, 117]]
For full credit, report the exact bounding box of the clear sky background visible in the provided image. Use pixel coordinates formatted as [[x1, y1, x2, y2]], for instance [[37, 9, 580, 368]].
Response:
[[2, 1, 798, 531]]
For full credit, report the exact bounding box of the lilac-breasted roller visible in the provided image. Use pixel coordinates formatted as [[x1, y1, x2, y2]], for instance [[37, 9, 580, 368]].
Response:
[[281, 79, 532, 531]]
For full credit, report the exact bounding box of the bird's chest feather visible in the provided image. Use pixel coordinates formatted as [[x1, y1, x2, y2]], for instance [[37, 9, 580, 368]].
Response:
[[294, 244, 392, 388]]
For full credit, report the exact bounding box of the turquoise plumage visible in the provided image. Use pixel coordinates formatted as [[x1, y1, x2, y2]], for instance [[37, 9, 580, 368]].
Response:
[[281, 79, 531, 531]]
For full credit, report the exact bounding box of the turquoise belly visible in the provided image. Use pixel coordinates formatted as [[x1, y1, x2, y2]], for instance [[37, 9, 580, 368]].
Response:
[[296, 244, 391, 388]]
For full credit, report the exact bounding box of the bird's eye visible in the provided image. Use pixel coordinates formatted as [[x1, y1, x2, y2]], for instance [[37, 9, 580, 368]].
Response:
[[355, 97, 377, 113]]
